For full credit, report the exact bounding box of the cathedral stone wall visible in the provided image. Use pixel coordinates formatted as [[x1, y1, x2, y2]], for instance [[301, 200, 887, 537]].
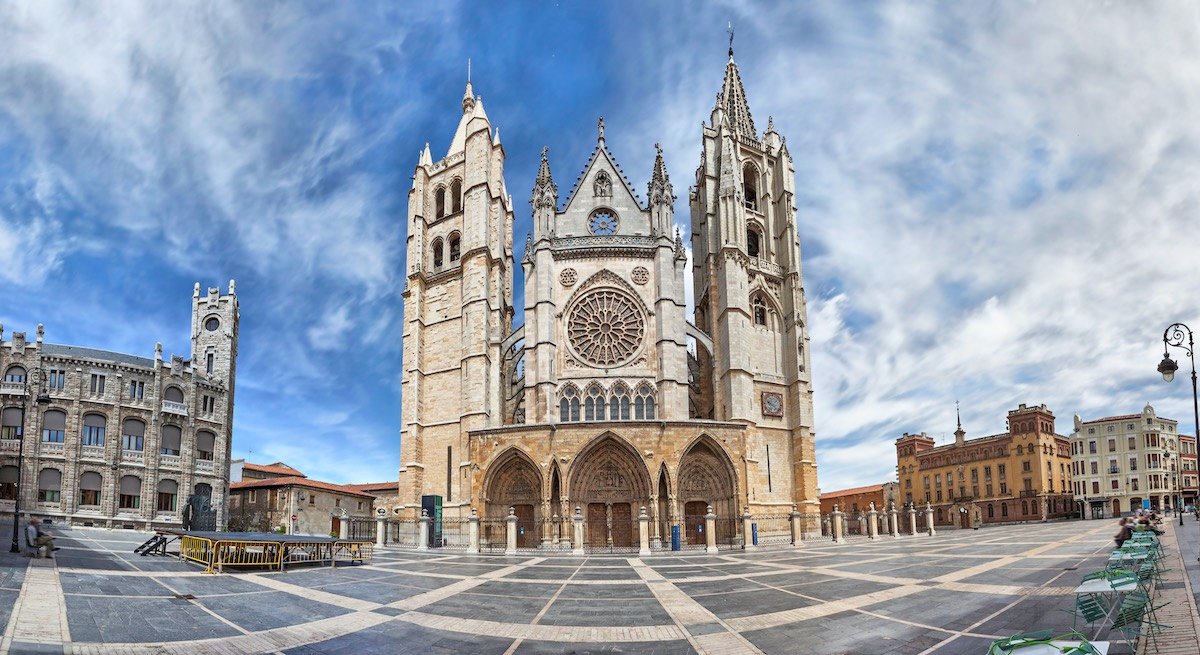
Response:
[[398, 51, 821, 529]]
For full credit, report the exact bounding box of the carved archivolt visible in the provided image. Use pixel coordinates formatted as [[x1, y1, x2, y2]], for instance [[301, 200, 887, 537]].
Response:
[[677, 440, 736, 505], [487, 451, 543, 508], [569, 436, 651, 505]]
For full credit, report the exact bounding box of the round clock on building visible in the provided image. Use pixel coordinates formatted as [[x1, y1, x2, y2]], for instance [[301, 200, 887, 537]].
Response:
[[762, 392, 784, 417]]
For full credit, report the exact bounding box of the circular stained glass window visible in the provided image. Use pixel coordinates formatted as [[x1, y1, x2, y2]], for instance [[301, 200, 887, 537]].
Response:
[[588, 210, 619, 236], [567, 289, 645, 367], [204, 317, 220, 332]]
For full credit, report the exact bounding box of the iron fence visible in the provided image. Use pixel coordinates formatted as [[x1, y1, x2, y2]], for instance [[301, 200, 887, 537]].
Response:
[[435, 517, 470, 550], [479, 517, 508, 553], [751, 514, 794, 546], [386, 519, 420, 547], [678, 515, 708, 550], [713, 516, 743, 550], [347, 518, 376, 541]]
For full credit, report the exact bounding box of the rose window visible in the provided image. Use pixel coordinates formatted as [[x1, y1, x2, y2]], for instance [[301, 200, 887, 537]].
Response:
[[568, 289, 645, 367]]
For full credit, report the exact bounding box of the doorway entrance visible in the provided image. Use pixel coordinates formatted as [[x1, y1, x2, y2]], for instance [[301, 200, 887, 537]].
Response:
[[513, 504, 536, 548], [684, 501, 706, 545]]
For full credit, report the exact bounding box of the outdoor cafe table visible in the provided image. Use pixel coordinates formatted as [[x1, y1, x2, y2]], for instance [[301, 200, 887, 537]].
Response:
[[1073, 579, 1138, 594], [993, 641, 1110, 655]]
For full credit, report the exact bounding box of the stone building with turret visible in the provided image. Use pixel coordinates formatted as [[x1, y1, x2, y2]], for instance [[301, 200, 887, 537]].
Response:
[[0, 282, 238, 530], [398, 47, 819, 550]]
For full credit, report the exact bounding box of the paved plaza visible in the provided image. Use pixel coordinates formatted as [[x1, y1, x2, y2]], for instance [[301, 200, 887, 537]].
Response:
[[1, 519, 1198, 654]]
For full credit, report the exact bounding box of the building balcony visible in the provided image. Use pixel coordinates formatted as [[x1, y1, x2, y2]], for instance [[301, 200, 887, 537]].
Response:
[[159, 455, 181, 469], [748, 257, 784, 278], [162, 400, 188, 416], [80, 445, 105, 461], [1019, 489, 1040, 498], [195, 459, 215, 474], [0, 439, 19, 453], [39, 442, 65, 457], [0, 381, 27, 396], [120, 450, 145, 466]]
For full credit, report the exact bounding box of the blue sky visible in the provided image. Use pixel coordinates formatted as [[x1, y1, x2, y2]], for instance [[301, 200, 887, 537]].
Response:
[[2, 2, 1199, 491]]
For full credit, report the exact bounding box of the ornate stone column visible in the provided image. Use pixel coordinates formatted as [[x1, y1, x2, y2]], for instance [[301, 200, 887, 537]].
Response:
[[907, 504, 917, 535], [649, 494, 661, 549], [375, 515, 385, 549], [888, 502, 899, 538], [790, 504, 803, 547], [742, 507, 756, 550], [925, 502, 936, 536], [572, 506, 585, 555], [867, 503, 878, 539], [831, 504, 844, 544], [417, 508, 430, 551], [541, 500, 553, 548], [505, 506, 518, 555], [638, 506, 650, 557], [468, 507, 480, 555], [704, 505, 717, 554]]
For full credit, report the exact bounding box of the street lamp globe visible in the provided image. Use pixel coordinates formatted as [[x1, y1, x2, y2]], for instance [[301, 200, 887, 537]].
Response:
[[1158, 354, 1178, 382]]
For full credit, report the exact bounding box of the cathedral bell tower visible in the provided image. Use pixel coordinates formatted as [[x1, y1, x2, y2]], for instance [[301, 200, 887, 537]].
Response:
[[689, 45, 818, 509], [399, 79, 515, 515]]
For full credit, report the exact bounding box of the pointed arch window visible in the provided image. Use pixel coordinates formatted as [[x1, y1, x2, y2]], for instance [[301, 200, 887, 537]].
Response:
[[432, 238, 444, 269], [752, 295, 767, 326], [584, 384, 605, 421], [449, 232, 461, 263], [435, 186, 446, 218], [559, 387, 580, 423], [746, 225, 762, 258], [450, 179, 462, 213], [610, 384, 631, 420], [634, 383, 656, 420], [742, 162, 759, 211]]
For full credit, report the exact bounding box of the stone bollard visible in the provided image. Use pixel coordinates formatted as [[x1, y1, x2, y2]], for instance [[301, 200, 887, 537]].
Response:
[[339, 514, 350, 541], [742, 507, 757, 551], [925, 502, 936, 536], [505, 506, 518, 555], [867, 503, 878, 539], [704, 505, 718, 554], [418, 509, 431, 551], [907, 504, 917, 536], [888, 502, 899, 538], [638, 506, 651, 557], [572, 506, 585, 555], [375, 516, 386, 549], [790, 504, 803, 547], [831, 504, 845, 544], [468, 508, 480, 555]]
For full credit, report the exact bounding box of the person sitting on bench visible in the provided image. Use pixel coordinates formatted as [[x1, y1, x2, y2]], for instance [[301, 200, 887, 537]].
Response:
[[27, 517, 58, 557]]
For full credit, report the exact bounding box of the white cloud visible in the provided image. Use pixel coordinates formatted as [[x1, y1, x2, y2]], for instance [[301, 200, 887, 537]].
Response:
[[625, 3, 1200, 491]]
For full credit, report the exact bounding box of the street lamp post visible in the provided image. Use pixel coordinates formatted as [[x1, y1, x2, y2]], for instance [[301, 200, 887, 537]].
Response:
[[1158, 322, 1198, 529], [8, 383, 51, 553]]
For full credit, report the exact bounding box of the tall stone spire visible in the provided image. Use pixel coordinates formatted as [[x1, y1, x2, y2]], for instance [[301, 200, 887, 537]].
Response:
[[717, 47, 757, 138], [954, 400, 966, 445], [530, 146, 557, 209], [648, 143, 674, 206]]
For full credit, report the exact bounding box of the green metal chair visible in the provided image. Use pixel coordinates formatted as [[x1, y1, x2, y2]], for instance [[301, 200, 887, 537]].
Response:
[[1060, 593, 1109, 631], [1110, 594, 1172, 653]]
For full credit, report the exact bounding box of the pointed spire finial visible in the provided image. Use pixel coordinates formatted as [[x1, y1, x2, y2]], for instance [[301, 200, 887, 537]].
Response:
[[467, 57, 471, 83], [727, 22, 734, 59], [956, 400, 962, 430], [531, 146, 557, 209], [597, 116, 605, 143]]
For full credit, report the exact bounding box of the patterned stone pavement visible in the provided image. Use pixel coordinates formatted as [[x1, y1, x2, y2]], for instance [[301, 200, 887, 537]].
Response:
[[0, 519, 1196, 654]]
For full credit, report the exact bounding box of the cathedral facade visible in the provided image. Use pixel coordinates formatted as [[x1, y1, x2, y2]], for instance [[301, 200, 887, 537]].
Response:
[[398, 50, 818, 548]]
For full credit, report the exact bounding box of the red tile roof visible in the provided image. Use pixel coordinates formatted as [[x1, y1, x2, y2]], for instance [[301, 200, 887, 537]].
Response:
[[243, 461, 306, 477], [1082, 414, 1141, 424], [820, 483, 885, 499], [345, 481, 399, 495], [230, 476, 374, 498]]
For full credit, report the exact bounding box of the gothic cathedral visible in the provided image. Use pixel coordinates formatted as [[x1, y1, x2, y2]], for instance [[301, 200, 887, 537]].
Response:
[[398, 49, 818, 548]]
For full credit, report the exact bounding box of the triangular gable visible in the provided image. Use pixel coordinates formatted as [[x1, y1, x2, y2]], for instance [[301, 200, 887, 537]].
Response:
[[561, 141, 643, 212]]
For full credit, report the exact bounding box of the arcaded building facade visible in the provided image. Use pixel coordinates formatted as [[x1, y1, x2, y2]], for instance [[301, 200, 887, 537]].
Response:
[[398, 50, 818, 548], [0, 282, 238, 529]]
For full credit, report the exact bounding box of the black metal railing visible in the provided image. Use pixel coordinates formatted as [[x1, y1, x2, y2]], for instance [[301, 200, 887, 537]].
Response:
[[347, 518, 376, 541]]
